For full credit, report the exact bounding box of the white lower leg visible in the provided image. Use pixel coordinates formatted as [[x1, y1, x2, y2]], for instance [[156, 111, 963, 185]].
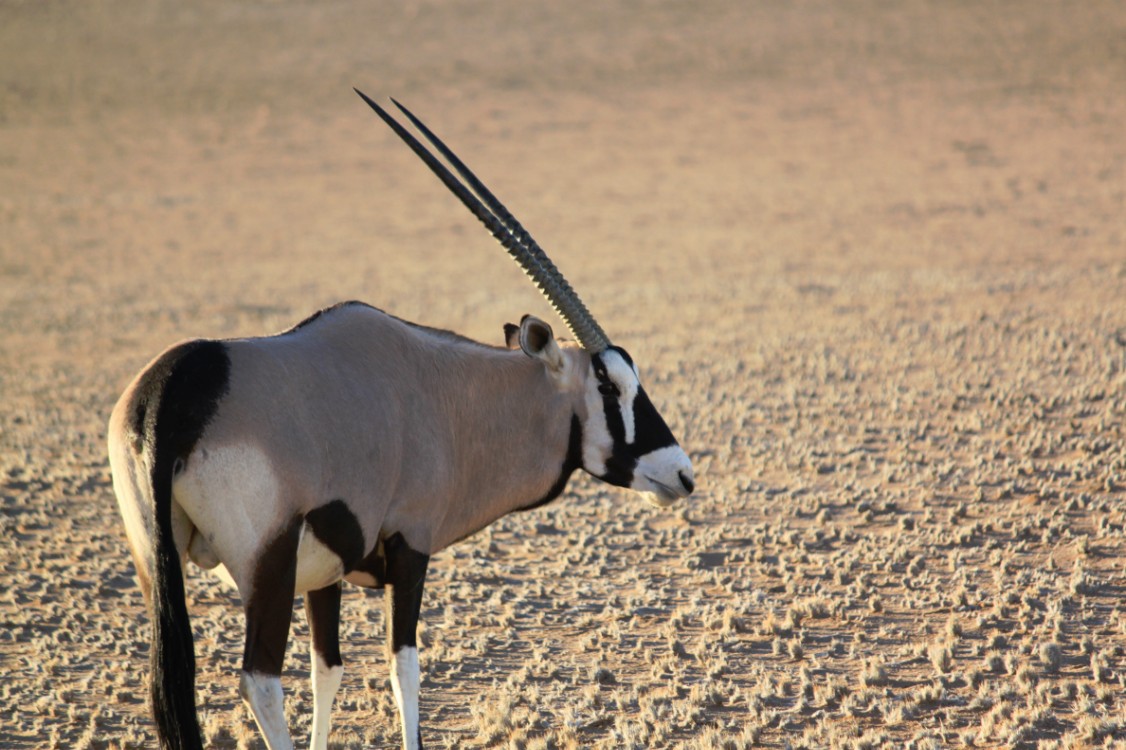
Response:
[[309, 651, 343, 750], [390, 647, 421, 750], [239, 671, 294, 750]]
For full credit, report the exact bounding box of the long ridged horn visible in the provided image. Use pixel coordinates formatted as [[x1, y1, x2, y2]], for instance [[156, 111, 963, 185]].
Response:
[[355, 88, 612, 353]]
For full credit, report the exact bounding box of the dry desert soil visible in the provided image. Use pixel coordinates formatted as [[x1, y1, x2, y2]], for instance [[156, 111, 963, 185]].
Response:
[[2, 2, 1126, 748]]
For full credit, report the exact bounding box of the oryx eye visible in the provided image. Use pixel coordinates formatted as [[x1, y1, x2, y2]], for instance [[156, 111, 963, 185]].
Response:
[[598, 382, 620, 398]]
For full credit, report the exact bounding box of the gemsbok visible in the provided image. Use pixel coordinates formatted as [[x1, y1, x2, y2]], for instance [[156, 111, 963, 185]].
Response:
[[108, 90, 695, 750]]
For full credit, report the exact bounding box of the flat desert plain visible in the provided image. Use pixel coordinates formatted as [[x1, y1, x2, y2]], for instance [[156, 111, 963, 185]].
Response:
[[2, 2, 1126, 748]]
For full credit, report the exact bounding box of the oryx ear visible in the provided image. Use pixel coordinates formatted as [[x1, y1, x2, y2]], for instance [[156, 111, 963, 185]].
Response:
[[518, 315, 564, 374], [503, 323, 521, 350]]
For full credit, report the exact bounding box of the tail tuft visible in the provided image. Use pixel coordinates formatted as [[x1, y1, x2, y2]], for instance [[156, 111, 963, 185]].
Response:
[[149, 449, 203, 750]]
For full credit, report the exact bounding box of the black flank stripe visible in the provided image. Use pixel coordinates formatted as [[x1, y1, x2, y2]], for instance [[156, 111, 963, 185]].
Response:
[[305, 499, 366, 573]]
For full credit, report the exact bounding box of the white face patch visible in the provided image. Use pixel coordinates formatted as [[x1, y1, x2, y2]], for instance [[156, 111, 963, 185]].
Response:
[[633, 444, 695, 507]]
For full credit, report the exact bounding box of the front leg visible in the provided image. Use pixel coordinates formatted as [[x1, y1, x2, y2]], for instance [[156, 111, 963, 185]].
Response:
[[383, 532, 430, 750]]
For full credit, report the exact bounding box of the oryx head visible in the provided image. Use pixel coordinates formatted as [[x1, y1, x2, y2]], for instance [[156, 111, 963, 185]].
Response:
[[358, 91, 695, 506]]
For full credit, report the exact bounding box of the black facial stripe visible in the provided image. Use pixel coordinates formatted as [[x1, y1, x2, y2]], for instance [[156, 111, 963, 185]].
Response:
[[600, 392, 638, 487], [602, 390, 628, 444], [600, 452, 637, 487], [591, 352, 628, 441], [630, 386, 678, 454]]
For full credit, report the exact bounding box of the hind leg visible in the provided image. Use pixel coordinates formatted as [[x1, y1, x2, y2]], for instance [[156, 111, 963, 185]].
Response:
[[239, 518, 301, 750], [384, 533, 430, 750], [305, 582, 344, 750]]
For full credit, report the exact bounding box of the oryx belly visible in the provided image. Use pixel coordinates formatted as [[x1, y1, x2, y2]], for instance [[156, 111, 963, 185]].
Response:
[[293, 525, 347, 594]]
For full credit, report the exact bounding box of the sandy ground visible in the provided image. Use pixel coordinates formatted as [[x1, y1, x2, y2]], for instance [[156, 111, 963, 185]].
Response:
[[3, 1, 1126, 748]]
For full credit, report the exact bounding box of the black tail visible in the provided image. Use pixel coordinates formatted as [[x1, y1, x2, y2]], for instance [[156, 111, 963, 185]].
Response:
[[132, 339, 230, 750], [149, 450, 203, 750]]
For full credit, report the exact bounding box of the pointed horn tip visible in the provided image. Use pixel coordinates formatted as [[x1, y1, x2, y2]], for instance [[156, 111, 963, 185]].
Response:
[[352, 87, 611, 352], [354, 89, 395, 117], [353, 88, 383, 112]]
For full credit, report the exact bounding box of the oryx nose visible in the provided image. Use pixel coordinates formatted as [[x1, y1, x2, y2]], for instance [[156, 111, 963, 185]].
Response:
[[678, 470, 695, 495]]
